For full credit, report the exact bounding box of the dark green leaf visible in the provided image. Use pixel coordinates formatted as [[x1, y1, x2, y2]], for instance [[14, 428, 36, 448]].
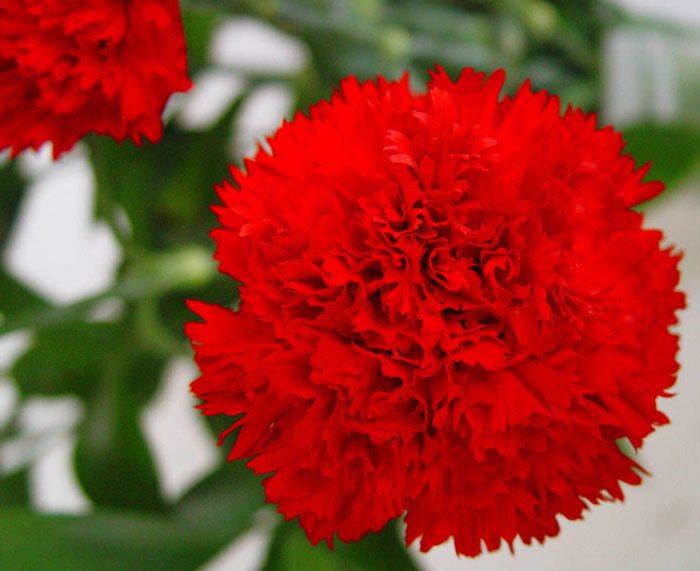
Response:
[[0, 268, 49, 324], [0, 468, 31, 506], [261, 518, 420, 571], [176, 458, 264, 534], [0, 509, 189, 571], [89, 136, 159, 249], [261, 523, 335, 571], [75, 349, 165, 511], [88, 96, 241, 253], [622, 123, 700, 190], [333, 519, 421, 571], [0, 288, 108, 337], [181, 8, 221, 71], [156, 102, 242, 243], [0, 162, 25, 245], [0, 507, 238, 571], [0, 459, 264, 570], [11, 322, 119, 396], [0, 246, 215, 338], [386, 4, 493, 45]]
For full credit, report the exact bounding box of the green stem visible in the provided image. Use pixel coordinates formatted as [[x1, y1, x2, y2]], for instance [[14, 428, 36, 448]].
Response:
[[0, 276, 166, 338], [134, 298, 183, 358], [0, 245, 215, 338], [187, 0, 386, 45], [88, 139, 145, 261]]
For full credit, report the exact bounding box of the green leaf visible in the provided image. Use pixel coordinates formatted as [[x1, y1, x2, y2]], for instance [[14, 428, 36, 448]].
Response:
[[386, 4, 493, 46], [0, 162, 25, 245], [0, 509, 192, 571], [89, 136, 159, 250], [181, 7, 221, 72], [0, 459, 264, 570], [261, 523, 335, 571], [176, 458, 265, 534], [0, 268, 49, 324], [0, 245, 216, 338], [88, 96, 241, 254], [155, 102, 243, 245], [0, 468, 31, 506], [11, 322, 119, 396], [0, 280, 171, 340], [0, 507, 234, 571], [622, 123, 700, 190], [0, 289, 107, 337], [260, 518, 420, 571], [333, 519, 421, 571], [74, 348, 165, 511]]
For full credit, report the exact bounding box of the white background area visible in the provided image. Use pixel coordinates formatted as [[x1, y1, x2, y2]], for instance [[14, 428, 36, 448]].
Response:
[[0, 1, 699, 570]]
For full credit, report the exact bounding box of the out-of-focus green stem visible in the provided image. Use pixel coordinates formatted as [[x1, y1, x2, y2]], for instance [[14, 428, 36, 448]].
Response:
[[89, 139, 144, 262], [134, 298, 183, 357], [0, 246, 216, 338]]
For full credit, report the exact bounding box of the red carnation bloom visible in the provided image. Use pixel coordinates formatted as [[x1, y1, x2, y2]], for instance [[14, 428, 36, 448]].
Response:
[[0, 0, 191, 157], [187, 68, 684, 556]]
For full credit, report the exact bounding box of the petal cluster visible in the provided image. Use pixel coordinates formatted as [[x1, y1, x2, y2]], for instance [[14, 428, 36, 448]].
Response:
[[187, 68, 684, 556], [0, 0, 191, 157]]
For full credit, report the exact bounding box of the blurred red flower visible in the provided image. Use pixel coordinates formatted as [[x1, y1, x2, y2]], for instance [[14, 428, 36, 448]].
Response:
[[187, 68, 684, 556], [0, 0, 191, 158]]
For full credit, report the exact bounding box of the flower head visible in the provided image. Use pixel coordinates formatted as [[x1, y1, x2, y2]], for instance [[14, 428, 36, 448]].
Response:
[[187, 68, 684, 556], [0, 0, 191, 157]]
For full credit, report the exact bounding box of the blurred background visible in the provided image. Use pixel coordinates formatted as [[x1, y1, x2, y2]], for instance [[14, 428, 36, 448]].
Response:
[[0, 0, 698, 569]]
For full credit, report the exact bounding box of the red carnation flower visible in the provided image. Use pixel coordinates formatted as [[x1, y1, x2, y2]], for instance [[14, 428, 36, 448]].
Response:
[[0, 0, 191, 157], [187, 68, 684, 556]]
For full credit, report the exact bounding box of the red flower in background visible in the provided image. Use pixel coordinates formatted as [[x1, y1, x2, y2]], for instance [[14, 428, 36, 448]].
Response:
[[0, 0, 191, 158], [187, 68, 684, 556]]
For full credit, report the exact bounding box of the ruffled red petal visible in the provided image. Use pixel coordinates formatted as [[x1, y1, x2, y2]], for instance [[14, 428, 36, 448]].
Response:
[[0, 0, 191, 157], [188, 67, 684, 556]]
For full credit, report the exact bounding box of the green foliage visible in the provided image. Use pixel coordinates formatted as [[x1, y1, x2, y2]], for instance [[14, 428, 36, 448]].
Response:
[[11, 322, 120, 396], [0, 0, 698, 569], [0, 162, 25, 245], [0, 509, 211, 571], [0, 268, 48, 325], [0, 462, 263, 570], [194, 0, 615, 110], [261, 519, 420, 571], [0, 468, 31, 506], [622, 123, 700, 190], [74, 349, 165, 512]]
